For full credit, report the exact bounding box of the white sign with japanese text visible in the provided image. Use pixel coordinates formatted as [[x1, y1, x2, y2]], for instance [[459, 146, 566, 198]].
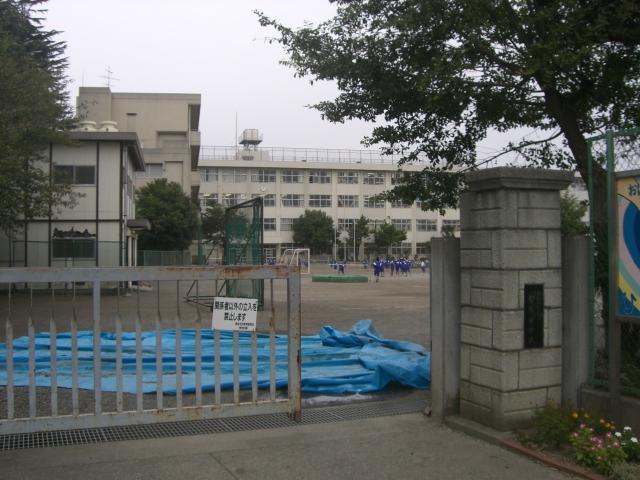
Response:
[[211, 297, 258, 332]]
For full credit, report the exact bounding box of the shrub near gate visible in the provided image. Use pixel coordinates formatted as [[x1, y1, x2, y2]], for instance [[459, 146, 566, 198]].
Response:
[[569, 424, 626, 475]]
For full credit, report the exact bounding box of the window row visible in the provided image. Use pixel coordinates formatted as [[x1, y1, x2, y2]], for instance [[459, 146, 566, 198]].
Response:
[[201, 193, 428, 209], [198, 168, 388, 185], [267, 218, 455, 233]]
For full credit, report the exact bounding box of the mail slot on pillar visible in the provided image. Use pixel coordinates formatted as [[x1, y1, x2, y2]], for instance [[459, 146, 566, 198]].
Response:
[[524, 284, 544, 348]]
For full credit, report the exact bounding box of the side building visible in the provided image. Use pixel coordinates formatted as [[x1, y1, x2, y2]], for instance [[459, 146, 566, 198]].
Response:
[[0, 129, 147, 267], [198, 130, 460, 261]]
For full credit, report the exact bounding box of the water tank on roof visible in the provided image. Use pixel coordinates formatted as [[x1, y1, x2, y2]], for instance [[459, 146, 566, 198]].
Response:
[[239, 128, 263, 148], [99, 120, 119, 132]]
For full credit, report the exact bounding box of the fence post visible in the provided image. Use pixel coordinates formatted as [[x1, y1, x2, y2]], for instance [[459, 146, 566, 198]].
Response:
[[562, 236, 590, 406], [430, 237, 461, 420]]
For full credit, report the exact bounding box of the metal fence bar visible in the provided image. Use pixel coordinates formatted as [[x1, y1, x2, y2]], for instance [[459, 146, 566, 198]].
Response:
[[93, 281, 102, 415], [233, 331, 240, 404], [195, 281, 203, 407], [214, 329, 221, 405], [135, 287, 143, 412], [49, 288, 58, 417], [28, 288, 36, 418], [5, 289, 14, 420], [287, 270, 302, 421], [71, 285, 79, 416], [155, 281, 163, 410], [251, 331, 258, 403], [175, 281, 183, 410], [269, 279, 276, 401], [115, 286, 124, 413]]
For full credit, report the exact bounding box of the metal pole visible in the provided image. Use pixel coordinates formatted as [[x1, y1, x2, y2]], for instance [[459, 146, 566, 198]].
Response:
[[607, 130, 621, 422]]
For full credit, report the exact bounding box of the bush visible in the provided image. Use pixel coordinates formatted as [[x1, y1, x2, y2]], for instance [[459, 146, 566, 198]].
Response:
[[569, 424, 627, 475], [527, 402, 576, 449], [618, 427, 640, 463]]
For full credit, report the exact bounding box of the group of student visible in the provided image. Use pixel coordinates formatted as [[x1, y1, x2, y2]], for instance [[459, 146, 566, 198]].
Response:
[[372, 257, 426, 282]]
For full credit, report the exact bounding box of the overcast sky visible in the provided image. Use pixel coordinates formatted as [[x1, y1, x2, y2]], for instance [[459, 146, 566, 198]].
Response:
[[44, 0, 520, 160], [43, 0, 378, 149]]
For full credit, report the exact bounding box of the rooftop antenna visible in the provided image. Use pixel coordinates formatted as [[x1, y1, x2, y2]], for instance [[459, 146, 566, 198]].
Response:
[[100, 66, 119, 88]]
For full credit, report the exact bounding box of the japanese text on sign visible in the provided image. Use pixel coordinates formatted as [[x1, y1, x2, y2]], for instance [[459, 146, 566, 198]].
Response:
[[211, 297, 258, 331]]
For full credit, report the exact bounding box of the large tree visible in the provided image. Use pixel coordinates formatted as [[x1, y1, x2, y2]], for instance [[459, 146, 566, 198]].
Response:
[[373, 222, 407, 255], [292, 209, 334, 254], [136, 179, 199, 251], [0, 0, 77, 236], [257, 0, 639, 215], [201, 203, 226, 249], [346, 215, 370, 260]]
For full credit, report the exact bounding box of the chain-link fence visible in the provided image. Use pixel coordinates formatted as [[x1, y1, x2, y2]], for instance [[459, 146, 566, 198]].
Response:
[[136, 250, 191, 266], [587, 128, 640, 399]]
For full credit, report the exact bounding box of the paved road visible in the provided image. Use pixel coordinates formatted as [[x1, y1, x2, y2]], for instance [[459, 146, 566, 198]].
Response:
[[1, 413, 571, 480]]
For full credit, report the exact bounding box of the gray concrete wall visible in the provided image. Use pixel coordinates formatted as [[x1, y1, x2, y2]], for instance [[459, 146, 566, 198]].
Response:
[[430, 238, 461, 420], [561, 236, 590, 406], [580, 387, 640, 433], [459, 168, 573, 430]]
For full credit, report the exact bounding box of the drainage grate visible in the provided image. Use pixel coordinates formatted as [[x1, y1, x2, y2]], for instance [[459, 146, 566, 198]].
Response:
[[0, 398, 425, 451]]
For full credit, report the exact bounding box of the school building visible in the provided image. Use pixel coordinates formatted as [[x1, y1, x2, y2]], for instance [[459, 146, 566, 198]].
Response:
[[197, 129, 461, 261]]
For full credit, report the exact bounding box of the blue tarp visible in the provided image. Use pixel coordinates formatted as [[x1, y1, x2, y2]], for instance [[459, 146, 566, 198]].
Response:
[[0, 320, 429, 394]]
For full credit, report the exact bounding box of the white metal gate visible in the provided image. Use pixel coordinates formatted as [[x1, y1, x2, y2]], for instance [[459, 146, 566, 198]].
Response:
[[0, 265, 301, 434]]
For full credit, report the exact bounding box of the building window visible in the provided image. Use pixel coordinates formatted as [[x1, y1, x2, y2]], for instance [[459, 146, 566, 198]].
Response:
[[221, 169, 248, 183], [251, 169, 276, 183], [281, 170, 303, 183], [308, 194, 332, 207], [390, 242, 412, 256], [200, 167, 217, 182], [53, 165, 96, 185], [337, 218, 355, 230], [363, 172, 384, 185], [222, 193, 245, 207], [368, 219, 385, 232], [363, 195, 384, 208], [416, 243, 429, 255], [263, 218, 276, 231], [391, 199, 410, 208], [199, 193, 218, 210], [391, 172, 405, 185], [337, 171, 358, 184], [136, 163, 163, 179], [308, 170, 331, 184], [251, 193, 275, 206], [337, 195, 359, 208], [442, 219, 460, 231], [52, 238, 96, 259], [280, 218, 294, 231], [392, 219, 412, 232], [416, 219, 438, 232], [281, 194, 304, 207]]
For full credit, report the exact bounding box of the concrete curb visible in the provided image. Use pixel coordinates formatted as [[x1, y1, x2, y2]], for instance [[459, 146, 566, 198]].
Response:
[[444, 415, 605, 480]]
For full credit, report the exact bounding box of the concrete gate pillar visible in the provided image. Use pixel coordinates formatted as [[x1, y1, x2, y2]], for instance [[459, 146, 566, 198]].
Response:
[[459, 167, 573, 430]]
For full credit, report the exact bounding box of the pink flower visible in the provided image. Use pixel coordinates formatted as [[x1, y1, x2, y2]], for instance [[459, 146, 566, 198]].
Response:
[[606, 432, 612, 438]]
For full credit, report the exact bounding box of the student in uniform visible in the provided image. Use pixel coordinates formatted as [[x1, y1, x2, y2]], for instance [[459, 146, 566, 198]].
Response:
[[373, 257, 383, 282]]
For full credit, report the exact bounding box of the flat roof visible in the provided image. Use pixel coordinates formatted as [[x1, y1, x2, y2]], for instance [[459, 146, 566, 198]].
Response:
[[66, 131, 145, 171]]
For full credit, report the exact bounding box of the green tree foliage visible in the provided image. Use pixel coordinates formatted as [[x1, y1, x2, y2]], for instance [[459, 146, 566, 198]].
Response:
[[0, 0, 78, 235], [373, 222, 407, 255], [347, 215, 370, 259], [136, 179, 199, 251], [560, 191, 589, 236], [292, 209, 334, 254], [201, 204, 225, 248], [257, 0, 639, 216]]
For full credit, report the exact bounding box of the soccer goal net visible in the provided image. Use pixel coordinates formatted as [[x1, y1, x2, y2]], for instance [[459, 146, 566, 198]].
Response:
[[280, 248, 311, 274]]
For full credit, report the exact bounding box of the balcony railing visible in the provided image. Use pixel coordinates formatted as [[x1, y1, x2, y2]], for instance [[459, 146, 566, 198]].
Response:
[[199, 146, 429, 165]]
